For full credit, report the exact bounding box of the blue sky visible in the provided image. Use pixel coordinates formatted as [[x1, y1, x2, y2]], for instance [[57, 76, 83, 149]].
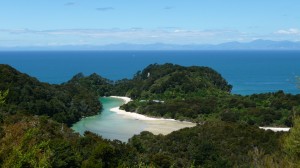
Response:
[[0, 0, 300, 47]]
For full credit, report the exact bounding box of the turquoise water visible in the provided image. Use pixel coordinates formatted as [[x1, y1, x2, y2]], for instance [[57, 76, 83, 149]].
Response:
[[71, 97, 147, 142]]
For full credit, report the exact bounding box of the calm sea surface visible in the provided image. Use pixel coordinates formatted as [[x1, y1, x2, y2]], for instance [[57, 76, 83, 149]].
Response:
[[0, 50, 299, 95]]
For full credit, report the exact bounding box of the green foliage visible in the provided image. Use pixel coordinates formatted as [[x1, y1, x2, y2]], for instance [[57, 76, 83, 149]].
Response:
[[116, 64, 299, 127], [0, 89, 8, 106], [0, 114, 291, 168], [0, 115, 139, 168], [123, 90, 300, 126], [1, 63, 300, 167], [128, 122, 282, 168], [0, 64, 102, 126], [65, 72, 114, 96], [283, 117, 300, 165], [114, 63, 232, 99], [0, 118, 54, 167], [49, 139, 82, 167]]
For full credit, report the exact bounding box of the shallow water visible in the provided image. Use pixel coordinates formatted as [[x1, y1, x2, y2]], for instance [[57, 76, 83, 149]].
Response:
[[72, 97, 196, 141], [71, 97, 147, 142]]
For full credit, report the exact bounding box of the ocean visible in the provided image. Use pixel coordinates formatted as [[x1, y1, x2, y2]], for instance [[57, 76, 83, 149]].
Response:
[[0, 50, 300, 95]]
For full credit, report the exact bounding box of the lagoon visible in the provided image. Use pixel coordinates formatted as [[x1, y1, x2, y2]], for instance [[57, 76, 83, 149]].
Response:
[[72, 97, 196, 142], [2, 50, 300, 141], [71, 97, 147, 142]]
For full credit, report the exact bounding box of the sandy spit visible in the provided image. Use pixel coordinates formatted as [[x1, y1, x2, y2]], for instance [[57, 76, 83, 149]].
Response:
[[109, 96, 196, 135]]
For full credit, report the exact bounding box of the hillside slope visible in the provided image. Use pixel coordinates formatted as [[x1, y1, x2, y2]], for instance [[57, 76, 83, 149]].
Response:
[[114, 63, 232, 99], [0, 64, 101, 125]]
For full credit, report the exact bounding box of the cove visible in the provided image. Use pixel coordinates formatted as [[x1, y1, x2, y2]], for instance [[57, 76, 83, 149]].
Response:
[[71, 97, 147, 142]]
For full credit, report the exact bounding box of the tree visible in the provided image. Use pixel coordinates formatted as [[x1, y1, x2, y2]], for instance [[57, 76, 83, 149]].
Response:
[[283, 117, 300, 165], [0, 89, 9, 106]]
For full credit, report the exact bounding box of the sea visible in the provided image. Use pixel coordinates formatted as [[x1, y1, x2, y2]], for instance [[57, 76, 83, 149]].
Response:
[[0, 50, 299, 95], [1, 50, 300, 141]]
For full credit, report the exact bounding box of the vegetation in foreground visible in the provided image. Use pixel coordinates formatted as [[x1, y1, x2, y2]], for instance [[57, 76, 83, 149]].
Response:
[[0, 113, 299, 167], [0, 115, 138, 167]]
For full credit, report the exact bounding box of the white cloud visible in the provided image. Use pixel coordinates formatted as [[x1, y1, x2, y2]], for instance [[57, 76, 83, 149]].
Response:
[[0, 28, 241, 43], [275, 28, 300, 35], [0, 27, 299, 47]]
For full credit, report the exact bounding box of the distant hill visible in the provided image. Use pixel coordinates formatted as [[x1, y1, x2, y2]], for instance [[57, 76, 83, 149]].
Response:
[[1, 40, 300, 50], [214, 40, 300, 50]]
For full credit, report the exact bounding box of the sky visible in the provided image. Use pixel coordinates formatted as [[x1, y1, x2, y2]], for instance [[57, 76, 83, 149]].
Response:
[[0, 0, 300, 47]]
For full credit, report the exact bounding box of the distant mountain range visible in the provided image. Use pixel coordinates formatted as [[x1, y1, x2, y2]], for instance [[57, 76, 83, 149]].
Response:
[[1, 40, 300, 51]]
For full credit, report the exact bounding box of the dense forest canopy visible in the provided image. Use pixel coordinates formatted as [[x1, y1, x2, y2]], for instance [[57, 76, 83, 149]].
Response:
[[118, 64, 300, 127], [128, 122, 282, 167], [0, 64, 101, 126], [113, 63, 232, 99], [0, 63, 300, 167], [64, 72, 113, 96]]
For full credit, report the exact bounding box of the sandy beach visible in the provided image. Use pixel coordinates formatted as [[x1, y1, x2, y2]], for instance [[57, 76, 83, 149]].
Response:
[[259, 127, 290, 132], [109, 96, 290, 134], [109, 96, 196, 135]]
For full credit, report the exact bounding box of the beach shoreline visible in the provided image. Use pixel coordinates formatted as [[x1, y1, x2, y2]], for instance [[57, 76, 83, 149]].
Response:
[[109, 96, 196, 135], [109, 96, 290, 134], [259, 127, 290, 132]]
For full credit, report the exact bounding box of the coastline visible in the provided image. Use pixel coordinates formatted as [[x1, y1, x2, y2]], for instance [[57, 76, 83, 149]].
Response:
[[109, 96, 196, 135], [109, 96, 291, 134]]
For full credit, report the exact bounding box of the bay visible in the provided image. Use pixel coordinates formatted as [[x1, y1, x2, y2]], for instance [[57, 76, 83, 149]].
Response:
[[1, 50, 300, 141]]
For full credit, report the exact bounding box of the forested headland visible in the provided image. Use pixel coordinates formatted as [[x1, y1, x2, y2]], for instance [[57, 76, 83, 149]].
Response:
[[0, 63, 300, 167], [117, 64, 300, 127]]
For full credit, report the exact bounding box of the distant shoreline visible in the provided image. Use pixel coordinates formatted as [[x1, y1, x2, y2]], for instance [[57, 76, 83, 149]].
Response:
[[109, 96, 196, 135]]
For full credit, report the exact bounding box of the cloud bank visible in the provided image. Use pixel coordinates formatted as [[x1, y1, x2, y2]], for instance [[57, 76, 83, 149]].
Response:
[[275, 28, 300, 35], [0, 28, 299, 47]]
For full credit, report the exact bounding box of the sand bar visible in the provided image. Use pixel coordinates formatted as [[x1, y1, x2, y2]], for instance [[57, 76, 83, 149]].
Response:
[[109, 96, 196, 135]]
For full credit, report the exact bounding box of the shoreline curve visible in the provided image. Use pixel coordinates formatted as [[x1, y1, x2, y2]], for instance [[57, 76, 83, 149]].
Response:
[[109, 96, 196, 135]]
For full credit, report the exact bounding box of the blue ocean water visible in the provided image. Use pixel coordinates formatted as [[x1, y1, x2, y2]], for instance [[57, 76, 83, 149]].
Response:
[[0, 50, 299, 95]]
